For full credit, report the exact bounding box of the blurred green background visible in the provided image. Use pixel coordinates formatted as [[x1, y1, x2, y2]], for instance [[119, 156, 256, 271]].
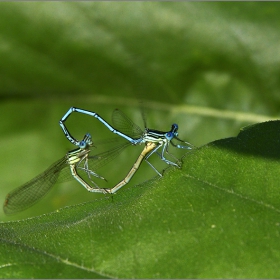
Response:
[[0, 1, 279, 223]]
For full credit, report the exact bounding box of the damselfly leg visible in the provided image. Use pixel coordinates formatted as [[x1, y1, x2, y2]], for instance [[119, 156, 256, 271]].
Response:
[[105, 142, 157, 194], [3, 133, 107, 215], [59, 107, 195, 176]]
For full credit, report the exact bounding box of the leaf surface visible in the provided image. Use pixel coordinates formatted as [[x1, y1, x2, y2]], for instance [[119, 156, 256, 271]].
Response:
[[1, 2, 280, 278], [1, 121, 280, 278]]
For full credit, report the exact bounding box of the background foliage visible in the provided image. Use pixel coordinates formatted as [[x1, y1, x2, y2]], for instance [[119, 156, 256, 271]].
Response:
[[0, 2, 280, 278]]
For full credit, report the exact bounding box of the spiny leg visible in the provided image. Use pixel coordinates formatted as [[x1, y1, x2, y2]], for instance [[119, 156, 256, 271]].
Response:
[[69, 164, 108, 194], [159, 142, 182, 167], [151, 141, 180, 167], [143, 143, 164, 176], [105, 142, 157, 194]]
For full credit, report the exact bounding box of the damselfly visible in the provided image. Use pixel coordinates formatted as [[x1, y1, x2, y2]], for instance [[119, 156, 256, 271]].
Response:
[[105, 142, 157, 194], [3, 133, 108, 215], [60, 107, 195, 176]]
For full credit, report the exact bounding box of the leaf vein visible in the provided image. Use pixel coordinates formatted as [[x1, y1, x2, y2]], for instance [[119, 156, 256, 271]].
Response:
[[183, 174, 280, 213]]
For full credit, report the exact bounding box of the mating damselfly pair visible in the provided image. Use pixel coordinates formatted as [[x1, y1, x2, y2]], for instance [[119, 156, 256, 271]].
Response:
[[3, 107, 195, 215]]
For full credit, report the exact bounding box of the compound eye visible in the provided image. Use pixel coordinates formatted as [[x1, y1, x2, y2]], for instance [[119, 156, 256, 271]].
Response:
[[79, 140, 86, 149], [171, 124, 179, 135], [166, 132, 173, 140]]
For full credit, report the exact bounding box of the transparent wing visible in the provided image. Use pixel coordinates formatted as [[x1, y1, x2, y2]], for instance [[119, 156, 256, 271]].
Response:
[[3, 157, 68, 215], [3, 141, 133, 214], [139, 100, 148, 129], [93, 135, 128, 147], [87, 141, 131, 171], [112, 109, 143, 139]]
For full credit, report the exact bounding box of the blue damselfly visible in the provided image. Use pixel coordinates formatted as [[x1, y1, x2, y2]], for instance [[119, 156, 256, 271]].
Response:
[[60, 107, 195, 176]]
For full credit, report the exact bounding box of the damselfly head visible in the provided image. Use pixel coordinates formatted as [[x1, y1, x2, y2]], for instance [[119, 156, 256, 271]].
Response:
[[169, 124, 179, 138], [79, 133, 93, 148], [165, 131, 174, 141], [79, 140, 87, 149], [171, 124, 179, 133]]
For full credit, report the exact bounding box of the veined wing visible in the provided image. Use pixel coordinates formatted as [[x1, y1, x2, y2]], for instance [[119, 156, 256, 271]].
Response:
[[87, 141, 131, 171], [3, 156, 68, 215], [112, 109, 143, 139]]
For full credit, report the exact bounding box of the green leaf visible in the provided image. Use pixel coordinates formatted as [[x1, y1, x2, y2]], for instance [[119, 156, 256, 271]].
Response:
[[1, 121, 280, 278], [1, 2, 280, 278]]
